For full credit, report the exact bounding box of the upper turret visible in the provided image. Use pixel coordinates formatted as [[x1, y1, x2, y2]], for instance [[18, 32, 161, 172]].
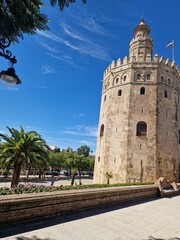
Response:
[[129, 19, 153, 61]]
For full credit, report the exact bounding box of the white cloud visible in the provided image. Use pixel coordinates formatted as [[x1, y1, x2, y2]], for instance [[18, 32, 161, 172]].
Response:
[[36, 29, 110, 61], [79, 17, 108, 35], [41, 64, 55, 74], [79, 140, 96, 147], [61, 125, 98, 138], [61, 23, 94, 45], [37, 41, 59, 54], [73, 113, 87, 118], [78, 113, 86, 117], [67, 11, 107, 35], [36, 30, 63, 42], [48, 53, 74, 65]]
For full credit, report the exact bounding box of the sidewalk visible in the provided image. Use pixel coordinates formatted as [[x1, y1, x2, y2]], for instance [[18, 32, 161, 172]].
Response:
[[1, 195, 180, 240]]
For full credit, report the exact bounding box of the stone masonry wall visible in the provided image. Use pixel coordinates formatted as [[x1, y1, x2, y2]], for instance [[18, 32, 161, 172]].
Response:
[[0, 185, 158, 227]]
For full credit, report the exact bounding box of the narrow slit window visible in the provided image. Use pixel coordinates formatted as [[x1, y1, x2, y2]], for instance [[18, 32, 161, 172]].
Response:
[[140, 87, 145, 95], [137, 122, 147, 136], [146, 74, 150, 80], [164, 90, 168, 98], [100, 124, 104, 137], [137, 74, 141, 80], [118, 89, 122, 96]]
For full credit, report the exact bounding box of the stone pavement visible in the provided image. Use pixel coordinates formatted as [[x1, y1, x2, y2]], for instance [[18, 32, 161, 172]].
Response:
[[1, 195, 180, 240]]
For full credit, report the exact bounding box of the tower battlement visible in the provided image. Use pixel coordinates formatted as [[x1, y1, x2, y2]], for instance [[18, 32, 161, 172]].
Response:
[[104, 55, 179, 78]]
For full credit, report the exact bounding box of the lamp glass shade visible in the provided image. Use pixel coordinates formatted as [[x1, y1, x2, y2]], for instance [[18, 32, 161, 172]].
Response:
[[0, 67, 21, 85]]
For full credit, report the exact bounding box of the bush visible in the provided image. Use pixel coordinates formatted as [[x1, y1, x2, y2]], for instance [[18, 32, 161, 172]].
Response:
[[0, 182, 154, 195]]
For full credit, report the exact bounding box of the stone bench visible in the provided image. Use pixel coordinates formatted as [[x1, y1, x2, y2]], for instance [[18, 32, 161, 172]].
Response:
[[155, 177, 180, 197]]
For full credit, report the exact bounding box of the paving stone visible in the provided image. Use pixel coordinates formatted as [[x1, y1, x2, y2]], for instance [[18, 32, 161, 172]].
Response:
[[1, 195, 180, 240]]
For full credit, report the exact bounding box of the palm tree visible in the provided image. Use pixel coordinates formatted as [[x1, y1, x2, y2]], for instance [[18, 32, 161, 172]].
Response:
[[0, 126, 49, 188], [50, 0, 86, 11]]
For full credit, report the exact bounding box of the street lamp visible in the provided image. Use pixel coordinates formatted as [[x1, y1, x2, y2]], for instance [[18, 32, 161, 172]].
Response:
[[0, 37, 21, 85]]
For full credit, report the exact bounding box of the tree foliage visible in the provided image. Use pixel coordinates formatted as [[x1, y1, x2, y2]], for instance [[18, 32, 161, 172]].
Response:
[[0, 126, 49, 187], [0, 0, 87, 43], [49, 151, 64, 170], [0, 0, 49, 43], [77, 145, 90, 157], [50, 0, 86, 11]]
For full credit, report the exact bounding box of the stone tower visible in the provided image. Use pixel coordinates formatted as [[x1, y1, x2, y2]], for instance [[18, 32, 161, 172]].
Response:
[[93, 19, 180, 184]]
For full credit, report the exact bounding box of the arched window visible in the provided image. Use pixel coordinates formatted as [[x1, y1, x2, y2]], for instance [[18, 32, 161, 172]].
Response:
[[140, 87, 145, 95], [100, 124, 104, 137], [146, 74, 150, 80], [116, 78, 119, 83], [164, 90, 168, 98], [123, 75, 127, 81], [137, 74, 141, 80], [118, 89, 122, 96], [168, 78, 171, 85], [136, 122, 147, 136], [161, 76, 164, 82]]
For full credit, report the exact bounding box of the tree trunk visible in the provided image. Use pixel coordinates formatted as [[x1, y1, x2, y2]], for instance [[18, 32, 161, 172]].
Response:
[[71, 173, 76, 186], [43, 169, 46, 179], [11, 163, 22, 188], [27, 166, 31, 178], [78, 169, 82, 185], [38, 170, 43, 178]]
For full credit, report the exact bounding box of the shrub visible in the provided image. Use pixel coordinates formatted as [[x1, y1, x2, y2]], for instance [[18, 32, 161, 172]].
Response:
[[0, 182, 154, 195]]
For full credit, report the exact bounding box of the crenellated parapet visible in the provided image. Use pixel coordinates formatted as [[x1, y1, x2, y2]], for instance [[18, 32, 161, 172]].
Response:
[[103, 54, 179, 78], [103, 56, 131, 77]]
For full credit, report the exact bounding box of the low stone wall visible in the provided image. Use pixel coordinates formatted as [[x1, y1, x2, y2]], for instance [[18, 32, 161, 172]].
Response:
[[0, 185, 159, 226]]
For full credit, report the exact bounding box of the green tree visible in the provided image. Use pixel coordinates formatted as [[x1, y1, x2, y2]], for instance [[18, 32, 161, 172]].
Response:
[[105, 171, 113, 185], [74, 154, 87, 184], [0, 0, 49, 43], [48, 151, 65, 171], [0, 126, 49, 188], [63, 152, 74, 175], [86, 156, 95, 172], [77, 145, 90, 157], [1, 0, 86, 43], [63, 151, 78, 185], [50, 0, 86, 11]]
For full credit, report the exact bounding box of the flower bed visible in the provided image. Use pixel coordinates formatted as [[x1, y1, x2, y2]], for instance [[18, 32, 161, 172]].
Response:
[[0, 182, 154, 195]]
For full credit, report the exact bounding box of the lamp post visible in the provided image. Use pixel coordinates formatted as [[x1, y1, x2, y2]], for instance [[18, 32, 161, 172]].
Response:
[[0, 37, 21, 85]]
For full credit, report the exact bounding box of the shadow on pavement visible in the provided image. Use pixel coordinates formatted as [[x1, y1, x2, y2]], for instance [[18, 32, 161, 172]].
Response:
[[148, 237, 180, 240], [0, 197, 160, 238], [14, 236, 180, 240], [16, 237, 52, 240]]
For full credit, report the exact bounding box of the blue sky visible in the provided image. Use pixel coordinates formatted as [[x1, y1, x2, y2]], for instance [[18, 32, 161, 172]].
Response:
[[1, 0, 180, 153]]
